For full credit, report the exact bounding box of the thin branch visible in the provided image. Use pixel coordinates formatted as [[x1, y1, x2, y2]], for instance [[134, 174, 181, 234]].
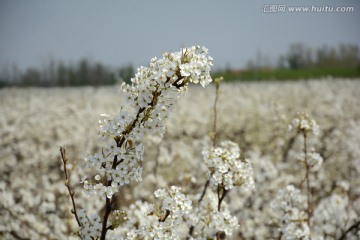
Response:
[[159, 210, 171, 222], [338, 220, 360, 240], [212, 80, 220, 147], [198, 173, 213, 203], [192, 78, 223, 238], [217, 186, 227, 212], [60, 147, 81, 227], [216, 231, 226, 240], [198, 78, 221, 204], [303, 132, 312, 231]]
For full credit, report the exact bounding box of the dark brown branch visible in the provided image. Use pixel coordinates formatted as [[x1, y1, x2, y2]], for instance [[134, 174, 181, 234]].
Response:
[[60, 147, 82, 227], [217, 186, 227, 212], [100, 196, 113, 240], [159, 210, 171, 222], [216, 231, 226, 240], [216, 185, 228, 240], [198, 174, 212, 203], [100, 77, 187, 240], [338, 220, 360, 240]]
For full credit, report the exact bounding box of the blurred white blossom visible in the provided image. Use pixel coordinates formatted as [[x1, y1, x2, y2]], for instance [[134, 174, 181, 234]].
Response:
[[289, 112, 319, 135], [202, 140, 255, 191]]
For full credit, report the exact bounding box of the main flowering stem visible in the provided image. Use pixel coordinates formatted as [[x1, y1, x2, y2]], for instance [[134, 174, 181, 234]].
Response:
[[64, 46, 213, 240], [100, 77, 186, 240]]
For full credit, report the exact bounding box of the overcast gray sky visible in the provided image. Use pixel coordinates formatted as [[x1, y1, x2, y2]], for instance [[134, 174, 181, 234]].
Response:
[[0, 0, 359, 71]]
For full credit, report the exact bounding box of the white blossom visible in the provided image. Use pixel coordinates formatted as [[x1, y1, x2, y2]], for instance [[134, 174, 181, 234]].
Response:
[[82, 46, 213, 199], [202, 141, 255, 191], [78, 209, 102, 240], [289, 112, 319, 135], [270, 185, 310, 239]]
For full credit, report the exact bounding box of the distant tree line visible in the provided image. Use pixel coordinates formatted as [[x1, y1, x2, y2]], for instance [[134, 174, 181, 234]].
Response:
[[247, 43, 360, 70], [1, 43, 359, 87], [0, 58, 134, 88], [279, 43, 360, 69]]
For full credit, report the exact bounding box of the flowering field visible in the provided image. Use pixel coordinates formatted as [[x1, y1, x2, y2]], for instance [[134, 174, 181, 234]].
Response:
[[1, 78, 360, 239]]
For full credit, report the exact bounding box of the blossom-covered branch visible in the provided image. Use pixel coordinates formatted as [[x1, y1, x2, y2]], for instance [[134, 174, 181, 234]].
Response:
[[65, 46, 213, 240]]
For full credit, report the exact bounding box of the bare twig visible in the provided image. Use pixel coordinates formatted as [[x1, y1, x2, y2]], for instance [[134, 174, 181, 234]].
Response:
[[60, 147, 82, 227], [212, 79, 221, 148]]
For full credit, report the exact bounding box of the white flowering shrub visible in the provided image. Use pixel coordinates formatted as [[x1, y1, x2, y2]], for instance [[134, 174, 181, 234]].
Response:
[[1, 49, 359, 239]]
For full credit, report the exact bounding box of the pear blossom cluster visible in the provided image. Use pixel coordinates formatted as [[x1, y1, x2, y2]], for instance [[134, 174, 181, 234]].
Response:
[[125, 186, 192, 240], [290, 112, 323, 173], [82, 46, 213, 199], [82, 143, 144, 198], [207, 210, 239, 237], [288, 112, 319, 135], [185, 191, 239, 239], [82, 141, 144, 198], [190, 210, 239, 239], [270, 113, 323, 239], [312, 193, 359, 238], [98, 46, 213, 141], [270, 185, 310, 240], [153, 186, 192, 217], [78, 210, 102, 240], [202, 140, 255, 191], [297, 149, 323, 171]]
